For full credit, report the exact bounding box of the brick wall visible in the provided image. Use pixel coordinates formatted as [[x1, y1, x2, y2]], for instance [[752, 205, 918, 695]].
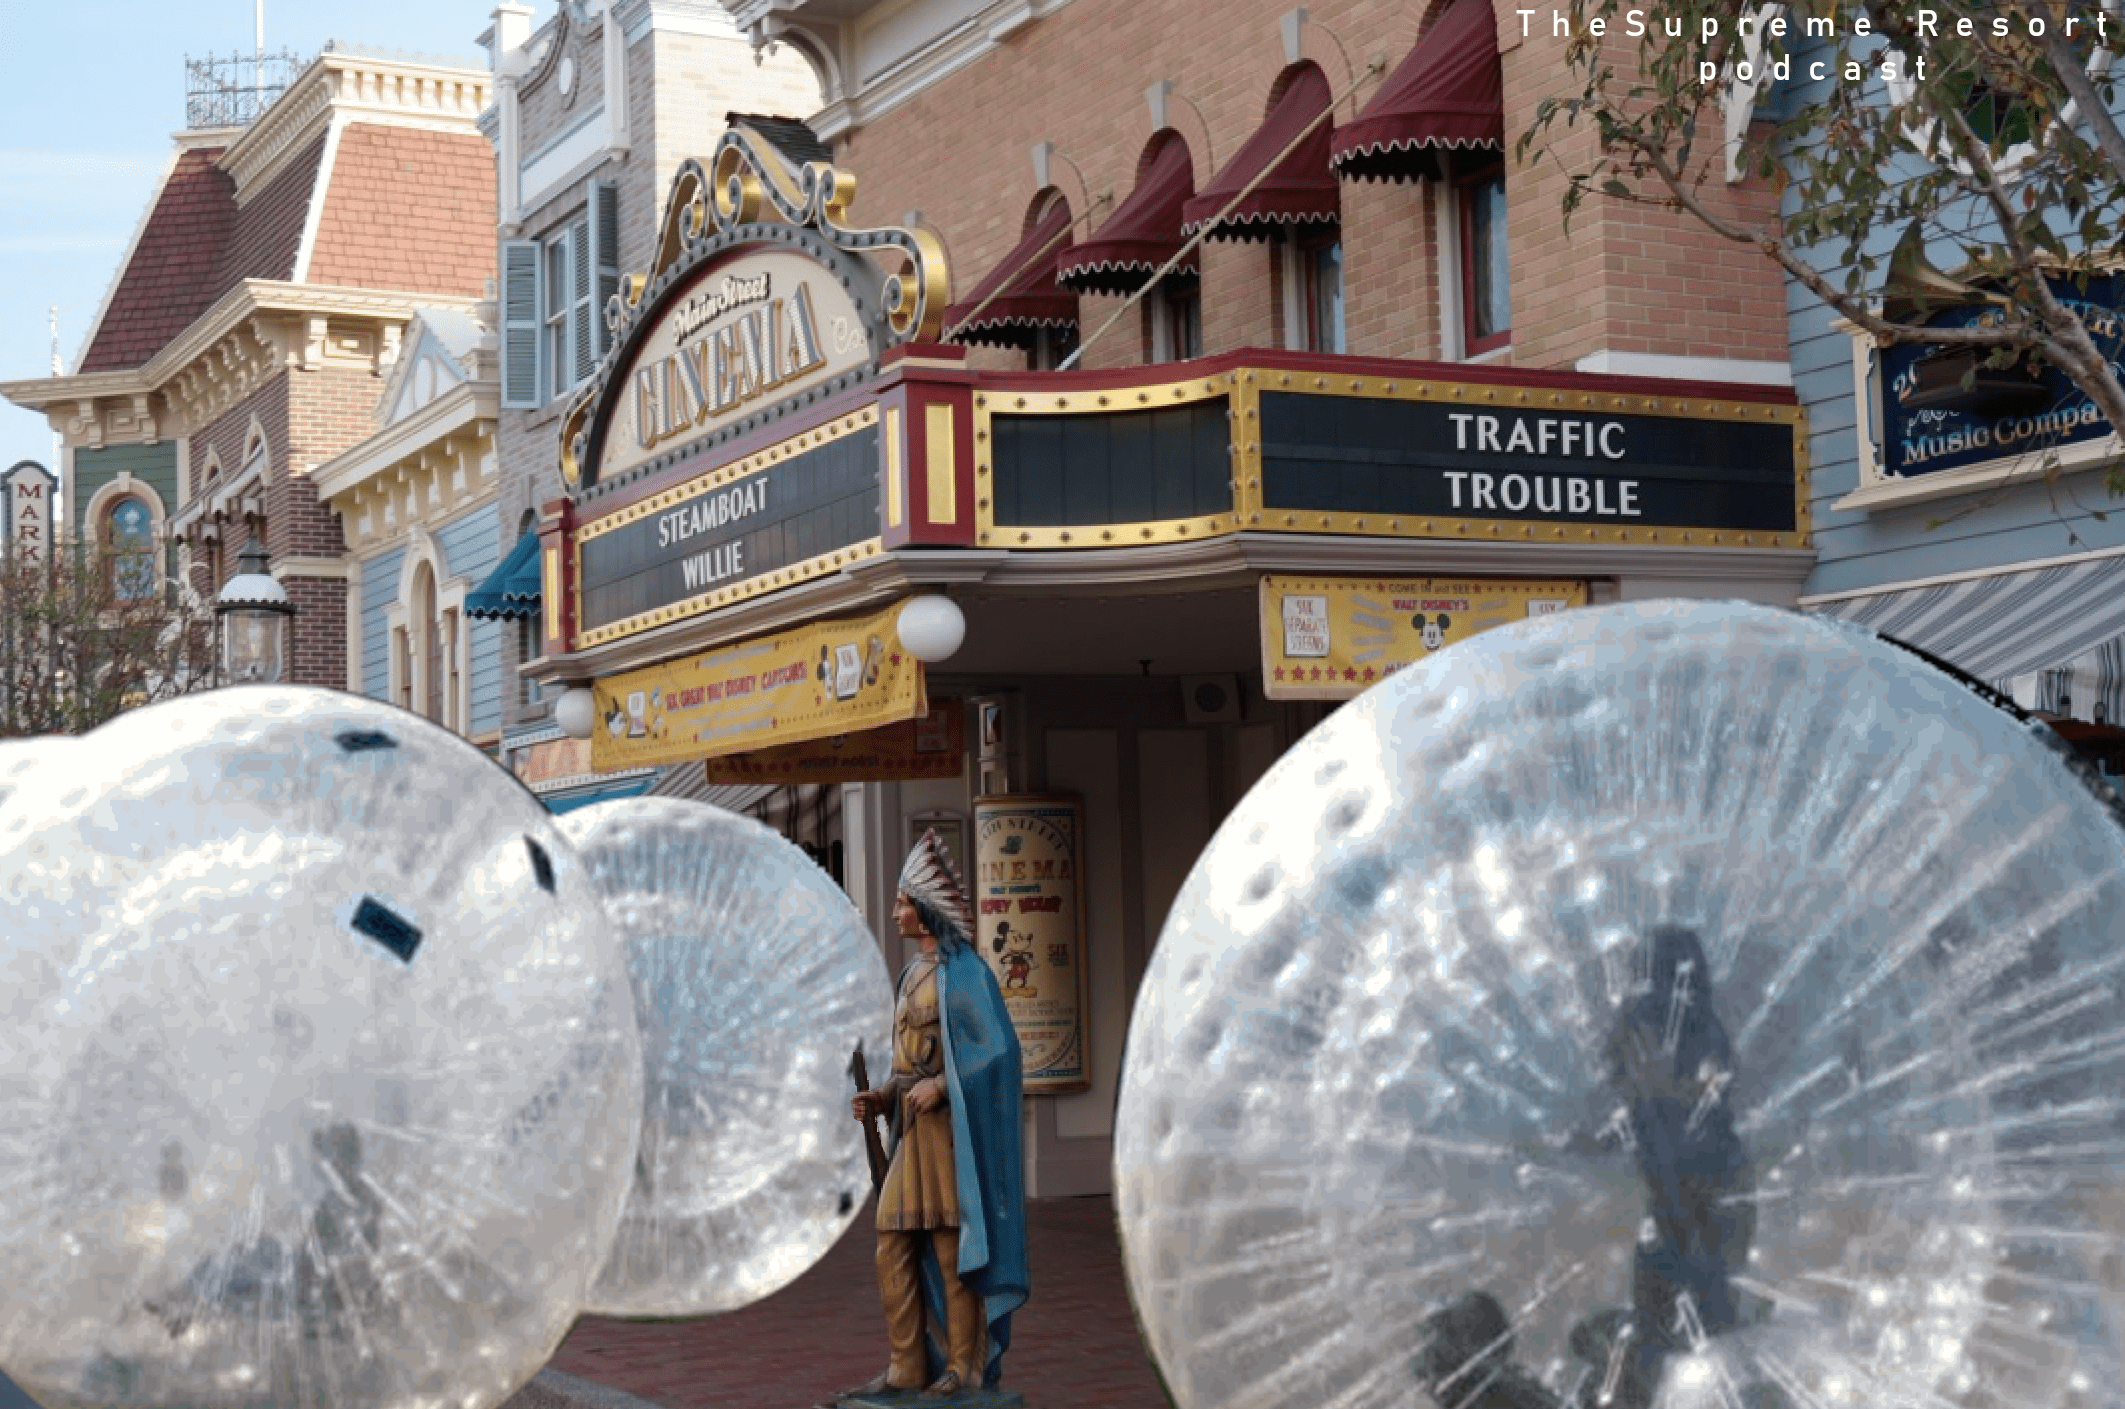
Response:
[[489, 16, 819, 734], [823, 0, 1787, 375]]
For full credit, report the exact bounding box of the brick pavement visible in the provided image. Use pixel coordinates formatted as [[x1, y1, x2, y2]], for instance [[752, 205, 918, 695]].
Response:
[[548, 1195, 1172, 1409]]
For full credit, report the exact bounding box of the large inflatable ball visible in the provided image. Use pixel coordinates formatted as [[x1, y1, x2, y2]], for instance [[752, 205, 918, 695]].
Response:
[[0, 736, 67, 811], [1115, 601, 2125, 1409], [0, 688, 642, 1409], [559, 796, 892, 1317]]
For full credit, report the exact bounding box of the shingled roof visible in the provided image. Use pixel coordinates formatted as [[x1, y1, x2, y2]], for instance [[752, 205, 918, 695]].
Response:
[[75, 54, 494, 376], [79, 148, 240, 373], [306, 126, 495, 297]]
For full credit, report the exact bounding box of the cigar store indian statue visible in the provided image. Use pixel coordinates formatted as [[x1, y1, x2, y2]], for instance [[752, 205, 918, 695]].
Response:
[[836, 831, 1028, 1405]]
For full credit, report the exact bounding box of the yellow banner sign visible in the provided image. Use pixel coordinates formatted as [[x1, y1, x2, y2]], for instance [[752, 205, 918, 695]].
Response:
[[590, 600, 927, 771], [701, 697, 965, 784], [1261, 574, 1588, 700]]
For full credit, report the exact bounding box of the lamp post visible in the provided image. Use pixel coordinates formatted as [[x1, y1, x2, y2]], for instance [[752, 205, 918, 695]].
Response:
[[215, 536, 296, 685]]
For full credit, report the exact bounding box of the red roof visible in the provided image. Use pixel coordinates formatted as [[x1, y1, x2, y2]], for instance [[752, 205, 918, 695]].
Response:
[[1332, 0, 1504, 181], [306, 126, 496, 296], [1180, 64, 1340, 241], [218, 133, 324, 286], [943, 199, 1080, 350], [1056, 131, 1198, 296], [79, 148, 238, 373]]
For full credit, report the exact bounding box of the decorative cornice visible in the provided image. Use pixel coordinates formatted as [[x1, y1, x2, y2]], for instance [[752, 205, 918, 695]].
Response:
[[221, 50, 493, 202], [736, 0, 1078, 142], [1, 282, 483, 441], [313, 380, 498, 504], [519, 5, 585, 98]]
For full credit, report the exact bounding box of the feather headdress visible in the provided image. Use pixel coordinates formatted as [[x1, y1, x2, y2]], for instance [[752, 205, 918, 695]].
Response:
[[898, 828, 973, 941]]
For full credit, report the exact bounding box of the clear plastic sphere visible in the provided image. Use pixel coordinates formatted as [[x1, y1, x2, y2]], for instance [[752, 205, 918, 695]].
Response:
[[559, 796, 892, 1317], [0, 735, 67, 812], [0, 687, 643, 1409], [1115, 601, 2125, 1409]]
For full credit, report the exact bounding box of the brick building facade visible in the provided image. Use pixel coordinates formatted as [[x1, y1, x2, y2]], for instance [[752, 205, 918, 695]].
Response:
[[1, 48, 497, 699], [510, 0, 1816, 1194], [476, 0, 819, 807]]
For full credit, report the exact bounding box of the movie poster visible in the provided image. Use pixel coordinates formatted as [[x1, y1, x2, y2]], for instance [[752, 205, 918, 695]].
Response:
[[973, 795, 1089, 1093]]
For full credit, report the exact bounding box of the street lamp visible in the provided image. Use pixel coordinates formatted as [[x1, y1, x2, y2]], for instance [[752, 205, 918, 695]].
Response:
[[215, 535, 296, 684]]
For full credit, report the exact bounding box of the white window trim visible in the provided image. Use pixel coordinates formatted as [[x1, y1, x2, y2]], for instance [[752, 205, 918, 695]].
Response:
[[1273, 228, 1345, 355], [81, 473, 169, 554], [1437, 179, 1511, 366], [1435, 187, 1468, 362], [1278, 234, 1308, 353], [386, 530, 476, 734]]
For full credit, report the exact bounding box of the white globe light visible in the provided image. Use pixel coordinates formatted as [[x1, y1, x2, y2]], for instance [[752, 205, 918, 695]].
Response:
[[897, 594, 966, 664], [555, 686, 599, 740]]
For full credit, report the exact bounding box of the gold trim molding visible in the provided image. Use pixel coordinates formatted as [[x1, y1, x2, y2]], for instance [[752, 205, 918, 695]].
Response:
[[559, 125, 949, 491], [575, 538, 886, 650], [971, 365, 1811, 553], [575, 407, 878, 545]]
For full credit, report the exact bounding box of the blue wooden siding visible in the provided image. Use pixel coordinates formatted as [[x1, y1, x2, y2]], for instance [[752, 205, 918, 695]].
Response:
[[359, 546, 405, 704], [438, 506, 505, 736], [1780, 37, 2125, 598]]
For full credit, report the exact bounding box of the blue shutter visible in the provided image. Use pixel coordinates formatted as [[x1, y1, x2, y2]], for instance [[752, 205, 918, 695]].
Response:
[[500, 239, 542, 409], [570, 213, 595, 387], [589, 180, 621, 361]]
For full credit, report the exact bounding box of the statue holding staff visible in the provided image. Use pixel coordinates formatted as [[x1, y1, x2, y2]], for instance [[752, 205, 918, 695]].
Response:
[[838, 830, 1027, 1404]]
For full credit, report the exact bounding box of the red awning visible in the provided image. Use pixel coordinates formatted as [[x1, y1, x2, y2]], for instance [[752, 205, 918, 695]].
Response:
[[942, 200, 1079, 349], [1180, 65, 1340, 242], [1056, 132, 1198, 295], [1331, 0, 1503, 182]]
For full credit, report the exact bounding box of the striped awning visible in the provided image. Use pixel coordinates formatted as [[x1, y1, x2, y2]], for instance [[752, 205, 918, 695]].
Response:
[[1806, 550, 2125, 714]]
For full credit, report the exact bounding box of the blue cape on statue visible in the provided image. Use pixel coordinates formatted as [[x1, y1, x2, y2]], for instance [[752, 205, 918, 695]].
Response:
[[913, 938, 1029, 1389]]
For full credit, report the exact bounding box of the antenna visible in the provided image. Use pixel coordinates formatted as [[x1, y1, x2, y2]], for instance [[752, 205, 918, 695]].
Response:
[[48, 306, 61, 471], [255, 0, 264, 99]]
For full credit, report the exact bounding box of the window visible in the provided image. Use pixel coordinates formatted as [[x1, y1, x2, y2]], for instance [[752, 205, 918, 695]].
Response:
[[1150, 280, 1203, 362], [106, 496, 158, 601], [518, 615, 545, 707], [413, 563, 442, 724], [393, 626, 413, 712], [1281, 228, 1345, 354], [501, 181, 620, 410], [1028, 324, 1080, 372], [543, 231, 579, 403], [1459, 164, 1510, 354]]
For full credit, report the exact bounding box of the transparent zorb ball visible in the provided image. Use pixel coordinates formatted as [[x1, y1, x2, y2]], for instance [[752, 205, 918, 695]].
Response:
[[0, 735, 68, 812], [1115, 600, 2125, 1409], [0, 688, 643, 1409], [560, 796, 893, 1316]]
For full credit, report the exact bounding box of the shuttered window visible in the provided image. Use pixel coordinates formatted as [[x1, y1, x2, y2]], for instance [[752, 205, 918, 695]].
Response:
[[500, 240, 541, 409], [498, 181, 618, 411], [590, 179, 620, 362]]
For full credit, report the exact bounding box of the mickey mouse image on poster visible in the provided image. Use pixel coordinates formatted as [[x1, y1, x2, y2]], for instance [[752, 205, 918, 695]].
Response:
[[1416, 613, 1451, 651], [992, 920, 1039, 994]]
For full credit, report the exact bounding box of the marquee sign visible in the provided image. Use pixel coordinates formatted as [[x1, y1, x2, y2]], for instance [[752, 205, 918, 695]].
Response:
[[562, 126, 948, 496], [1258, 390, 1799, 535], [3, 460, 56, 572], [574, 410, 880, 637]]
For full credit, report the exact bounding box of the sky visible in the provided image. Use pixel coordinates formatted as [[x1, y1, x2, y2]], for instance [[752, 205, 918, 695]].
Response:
[[0, 0, 520, 486]]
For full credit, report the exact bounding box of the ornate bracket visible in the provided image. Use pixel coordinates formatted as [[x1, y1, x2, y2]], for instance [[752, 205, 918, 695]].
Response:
[[558, 124, 949, 493]]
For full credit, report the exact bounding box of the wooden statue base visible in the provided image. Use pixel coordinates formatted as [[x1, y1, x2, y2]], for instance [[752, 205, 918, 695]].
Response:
[[835, 1391, 1024, 1409]]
